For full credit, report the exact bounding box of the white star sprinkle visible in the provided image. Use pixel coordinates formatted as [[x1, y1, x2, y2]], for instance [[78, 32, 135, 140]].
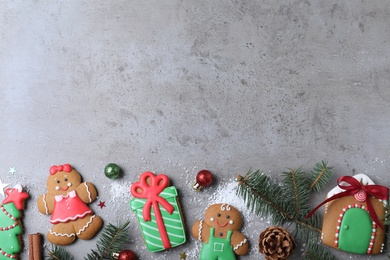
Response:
[[9, 167, 16, 175], [0, 179, 9, 197]]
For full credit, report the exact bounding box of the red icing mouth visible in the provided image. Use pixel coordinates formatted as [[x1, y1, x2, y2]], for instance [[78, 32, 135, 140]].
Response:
[[216, 220, 228, 227], [60, 186, 69, 191]]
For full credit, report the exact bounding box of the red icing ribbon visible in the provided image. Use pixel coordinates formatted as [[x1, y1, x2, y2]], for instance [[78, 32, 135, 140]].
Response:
[[50, 164, 72, 175], [306, 176, 389, 229], [131, 172, 174, 249]]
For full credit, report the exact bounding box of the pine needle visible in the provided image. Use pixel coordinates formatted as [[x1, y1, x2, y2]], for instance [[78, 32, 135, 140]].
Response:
[[303, 243, 338, 260], [236, 161, 337, 260], [309, 161, 333, 192], [84, 221, 131, 260], [46, 222, 131, 260], [47, 245, 75, 260]]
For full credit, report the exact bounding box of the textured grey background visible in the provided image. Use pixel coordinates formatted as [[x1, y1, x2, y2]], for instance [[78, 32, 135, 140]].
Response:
[[1, 1, 390, 259]]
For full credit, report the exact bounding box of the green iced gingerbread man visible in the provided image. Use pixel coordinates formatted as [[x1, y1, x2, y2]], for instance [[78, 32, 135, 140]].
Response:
[[191, 203, 249, 260]]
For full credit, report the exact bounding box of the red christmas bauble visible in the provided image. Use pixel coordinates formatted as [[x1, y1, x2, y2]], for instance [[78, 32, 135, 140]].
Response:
[[117, 250, 137, 260], [196, 170, 213, 187]]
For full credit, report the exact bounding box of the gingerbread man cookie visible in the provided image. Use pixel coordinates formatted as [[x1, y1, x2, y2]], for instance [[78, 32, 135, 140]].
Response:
[[37, 164, 103, 245], [191, 203, 248, 260]]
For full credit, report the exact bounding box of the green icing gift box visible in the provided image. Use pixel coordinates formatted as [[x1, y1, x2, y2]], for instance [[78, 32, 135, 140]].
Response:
[[130, 172, 186, 252]]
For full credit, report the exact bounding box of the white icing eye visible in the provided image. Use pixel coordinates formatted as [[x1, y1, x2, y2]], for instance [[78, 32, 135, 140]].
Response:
[[229, 220, 234, 225], [55, 186, 60, 190], [67, 182, 72, 187], [210, 217, 214, 222]]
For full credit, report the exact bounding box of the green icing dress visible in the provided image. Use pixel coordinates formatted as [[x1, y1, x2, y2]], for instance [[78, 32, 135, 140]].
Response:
[[200, 227, 236, 260]]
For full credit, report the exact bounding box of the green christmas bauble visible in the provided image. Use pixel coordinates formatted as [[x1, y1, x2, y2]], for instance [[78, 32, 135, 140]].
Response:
[[104, 163, 122, 179]]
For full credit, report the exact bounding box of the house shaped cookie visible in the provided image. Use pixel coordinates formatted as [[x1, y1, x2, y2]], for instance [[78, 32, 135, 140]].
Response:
[[321, 174, 387, 254]]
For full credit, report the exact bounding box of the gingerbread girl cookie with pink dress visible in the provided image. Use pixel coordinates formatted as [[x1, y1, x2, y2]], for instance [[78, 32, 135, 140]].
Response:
[[37, 164, 103, 245]]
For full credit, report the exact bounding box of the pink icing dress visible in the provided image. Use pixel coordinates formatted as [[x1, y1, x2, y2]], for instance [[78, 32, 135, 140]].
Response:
[[50, 190, 92, 224]]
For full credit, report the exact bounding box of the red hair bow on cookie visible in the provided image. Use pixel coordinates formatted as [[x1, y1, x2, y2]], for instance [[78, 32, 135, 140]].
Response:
[[50, 164, 72, 175]]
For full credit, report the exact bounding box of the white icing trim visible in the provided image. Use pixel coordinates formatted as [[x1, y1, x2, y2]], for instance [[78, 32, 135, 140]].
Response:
[[84, 183, 92, 203], [0, 247, 17, 259], [14, 184, 23, 192], [50, 210, 92, 224], [220, 204, 231, 211], [198, 220, 203, 240], [233, 238, 247, 250], [76, 214, 96, 235], [49, 229, 75, 237], [43, 194, 49, 214]]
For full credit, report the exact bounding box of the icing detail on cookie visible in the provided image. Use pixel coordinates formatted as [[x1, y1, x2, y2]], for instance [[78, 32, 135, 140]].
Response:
[[0, 206, 18, 232], [233, 238, 248, 251], [198, 220, 203, 240], [216, 220, 228, 227], [60, 186, 69, 191], [84, 182, 92, 203], [42, 194, 49, 214], [0, 247, 17, 259], [354, 190, 367, 202], [335, 204, 376, 254], [50, 190, 92, 224], [2, 186, 29, 210], [210, 217, 214, 222], [49, 229, 76, 237], [130, 172, 186, 252], [76, 214, 96, 235], [50, 164, 72, 175], [229, 220, 234, 225], [220, 204, 231, 211]]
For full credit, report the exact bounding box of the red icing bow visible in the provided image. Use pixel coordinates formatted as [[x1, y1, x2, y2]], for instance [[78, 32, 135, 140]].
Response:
[[306, 175, 389, 229], [50, 164, 72, 175], [131, 172, 174, 249]]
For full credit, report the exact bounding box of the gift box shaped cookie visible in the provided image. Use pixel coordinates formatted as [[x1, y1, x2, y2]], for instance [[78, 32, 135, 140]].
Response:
[[130, 172, 186, 252], [312, 174, 388, 255]]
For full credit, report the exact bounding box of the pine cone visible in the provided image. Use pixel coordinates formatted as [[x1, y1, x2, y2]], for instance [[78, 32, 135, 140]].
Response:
[[258, 226, 296, 260]]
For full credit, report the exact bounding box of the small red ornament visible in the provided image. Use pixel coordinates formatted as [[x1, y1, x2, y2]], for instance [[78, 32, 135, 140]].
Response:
[[193, 170, 213, 191], [113, 250, 137, 260]]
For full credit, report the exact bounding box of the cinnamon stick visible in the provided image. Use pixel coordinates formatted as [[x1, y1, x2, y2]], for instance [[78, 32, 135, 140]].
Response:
[[28, 233, 43, 260]]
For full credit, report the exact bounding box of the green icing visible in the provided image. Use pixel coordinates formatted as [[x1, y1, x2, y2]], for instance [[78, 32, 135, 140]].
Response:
[[339, 208, 372, 254], [0, 202, 22, 259], [130, 186, 186, 252]]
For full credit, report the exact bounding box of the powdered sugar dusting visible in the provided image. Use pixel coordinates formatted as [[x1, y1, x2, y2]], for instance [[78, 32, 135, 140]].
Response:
[[206, 180, 252, 221], [108, 181, 132, 202]]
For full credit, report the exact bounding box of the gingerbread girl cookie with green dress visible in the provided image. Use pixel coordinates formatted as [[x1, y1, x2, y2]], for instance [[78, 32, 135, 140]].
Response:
[[37, 164, 103, 245], [191, 203, 248, 260]]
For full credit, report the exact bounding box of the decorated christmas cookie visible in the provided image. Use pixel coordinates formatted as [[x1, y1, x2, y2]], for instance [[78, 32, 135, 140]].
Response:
[[0, 184, 29, 260], [191, 203, 249, 259], [130, 172, 186, 252], [308, 174, 388, 254], [37, 164, 103, 245]]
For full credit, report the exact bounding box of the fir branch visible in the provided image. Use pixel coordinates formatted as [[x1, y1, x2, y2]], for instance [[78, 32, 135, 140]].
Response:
[[85, 221, 131, 260], [303, 243, 338, 260], [282, 167, 311, 219], [236, 162, 338, 260], [309, 161, 333, 192], [236, 170, 321, 234], [47, 245, 75, 260], [46, 222, 131, 260]]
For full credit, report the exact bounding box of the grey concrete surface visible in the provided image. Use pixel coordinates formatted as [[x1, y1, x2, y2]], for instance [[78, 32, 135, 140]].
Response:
[[1, 1, 390, 259]]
